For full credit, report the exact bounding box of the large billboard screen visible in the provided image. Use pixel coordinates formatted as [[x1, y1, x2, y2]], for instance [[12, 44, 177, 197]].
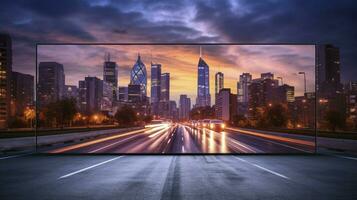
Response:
[[35, 44, 316, 154]]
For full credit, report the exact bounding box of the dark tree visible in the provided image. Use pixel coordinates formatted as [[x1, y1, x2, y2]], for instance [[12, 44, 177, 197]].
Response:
[[232, 114, 248, 127], [60, 98, 77, 127], [142, 115, 153, 124], [325, 110, 345, 132], [42, 98, 77, 128], [265, 104, 288, 128], [190, 106, 215, 120], [115, 105, 138, 127]]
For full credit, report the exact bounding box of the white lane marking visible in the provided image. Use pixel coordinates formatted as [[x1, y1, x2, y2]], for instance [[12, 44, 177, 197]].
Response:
[[234, 157, 290, 180], [332, 155, 357, 161], [0, 152, 33, 160], [89, 135, 138, 153], [58, 156, 122, 179]]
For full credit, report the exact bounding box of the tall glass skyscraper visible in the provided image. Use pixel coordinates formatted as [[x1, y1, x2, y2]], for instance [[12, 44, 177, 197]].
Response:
[[130, 54, 147, 97], [215, 72, 224, 106], [160, 73, 170, 102], [196, 55, 211, 107], [237, 73, 252, 103], [215, 72, 224, 95], [103, 53, 118, 100], [0, 34, 12, 128], [151, 63, 161, 103]]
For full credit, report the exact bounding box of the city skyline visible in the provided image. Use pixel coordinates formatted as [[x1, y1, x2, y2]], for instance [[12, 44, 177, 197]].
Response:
[[37, 44, 315, 103]]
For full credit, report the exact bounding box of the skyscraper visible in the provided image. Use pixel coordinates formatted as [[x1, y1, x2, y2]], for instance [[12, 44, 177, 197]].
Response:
[[160, 73, 170, 102], [196, 50, 210, 107], [216, 88, 237, 121], [128, 84, 142, 103], [215, 72, 224, 99], [84, 77, 103, 114], [38, 62, 65, 107], [316, 44, 345, 127], [317, 45, 343, 94], [159, 73, 170, 117], [10, 72, 34, 117], [118, 86, 128, 102], [130, 54, 147, 98], [78, 80, 87, 113], [237, 73, 252, 116], [101, 81, 114, 114], [261, 72, 274, 80], [151, 63, 161, 104], [179, 95, 191, 120], [103, 53, 118, 100], [0, 34, 12, 128], [237, 73, 252, 103]]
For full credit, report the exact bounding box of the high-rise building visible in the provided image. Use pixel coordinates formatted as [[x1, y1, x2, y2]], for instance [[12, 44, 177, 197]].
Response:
[[78, 80, 87, 114], [237, 73, 252, 116], [169, 100, 178, 120], [216, 88, 237, 122], [345, 81, 357, 128], [84, 77, 103, 114], [196, 55, 210, 107], [38, 62, 65, 107], [237, 73, 252, 103], [261, 72, 274, 80], [0, 34, 12, 128], [118, 86, 128, 102], [64, 85, 78, 99], [101, 81, 114, 114], [248, 77, 279, 119], [275, 84, 295, 103], [151, 63, 161, 103], [130, 54, 147, 98], [215, 72, 224, 101], [160, 73, 170, 102], [317, 45, 342, 94], [128, 84, 142, 103], [151, 63, 161, 116], [10, 72, 34, 117], [179, 95, 191, 120], [103, 53, 118, 100], [316, 45, 345, 128], [159, 73, 170, 118]]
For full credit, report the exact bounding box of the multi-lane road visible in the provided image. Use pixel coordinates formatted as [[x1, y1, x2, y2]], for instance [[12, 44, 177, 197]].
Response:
[[1, 123, 357, 199], [1, 154, 357, 199], [45, 123, 315, 154]]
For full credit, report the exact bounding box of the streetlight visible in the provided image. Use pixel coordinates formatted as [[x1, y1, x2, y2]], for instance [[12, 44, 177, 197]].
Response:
[[298, 72, 307, 94], [277, 77, 283, 85]]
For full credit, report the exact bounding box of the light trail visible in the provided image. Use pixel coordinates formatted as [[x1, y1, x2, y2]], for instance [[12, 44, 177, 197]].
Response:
[[227, 127, 314, 146], [49, 128, 149, 153]]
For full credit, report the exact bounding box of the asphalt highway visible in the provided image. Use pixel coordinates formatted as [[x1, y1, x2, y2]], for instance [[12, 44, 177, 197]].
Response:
[[44, 123, 315, 154], [0, 153, 357, 199]]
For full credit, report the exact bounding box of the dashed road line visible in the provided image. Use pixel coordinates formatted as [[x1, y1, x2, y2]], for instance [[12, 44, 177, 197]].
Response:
[[234, 156, 290, 180], [58, 156, 123, 179]]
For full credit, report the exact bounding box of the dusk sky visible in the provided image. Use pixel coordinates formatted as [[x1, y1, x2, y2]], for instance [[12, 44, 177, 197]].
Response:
[[38, 44, 314, 102], [1, 0, 357, 100]]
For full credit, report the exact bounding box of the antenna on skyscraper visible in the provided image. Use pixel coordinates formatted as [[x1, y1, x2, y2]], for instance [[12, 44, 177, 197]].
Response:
[[199, 46, 202, 58]]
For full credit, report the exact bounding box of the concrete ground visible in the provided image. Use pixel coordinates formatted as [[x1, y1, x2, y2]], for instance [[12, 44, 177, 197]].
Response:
[[1, 154, 357, 200]]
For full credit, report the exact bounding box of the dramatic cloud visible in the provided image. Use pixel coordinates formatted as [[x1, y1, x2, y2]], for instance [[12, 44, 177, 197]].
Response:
[[1, 0, 356, 95]]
